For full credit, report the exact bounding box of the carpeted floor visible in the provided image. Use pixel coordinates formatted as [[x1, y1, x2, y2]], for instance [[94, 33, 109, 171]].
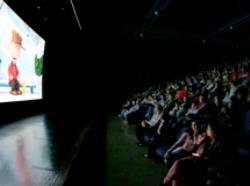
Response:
[[106, 116, 166, 186]]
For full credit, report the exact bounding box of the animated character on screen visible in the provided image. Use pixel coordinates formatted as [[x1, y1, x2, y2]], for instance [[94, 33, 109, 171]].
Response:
[[7, 30, 24, 95]]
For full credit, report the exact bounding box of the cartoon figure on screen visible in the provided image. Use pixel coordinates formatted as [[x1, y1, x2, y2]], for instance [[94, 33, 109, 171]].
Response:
[[7, 30, 24, 95]]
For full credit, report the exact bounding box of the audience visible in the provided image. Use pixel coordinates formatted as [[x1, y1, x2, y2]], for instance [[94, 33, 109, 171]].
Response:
[[118, 58, 250, 186]]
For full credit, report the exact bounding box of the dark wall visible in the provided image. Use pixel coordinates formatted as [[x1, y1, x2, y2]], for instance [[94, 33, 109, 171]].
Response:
[[43, 27, 250, 114]]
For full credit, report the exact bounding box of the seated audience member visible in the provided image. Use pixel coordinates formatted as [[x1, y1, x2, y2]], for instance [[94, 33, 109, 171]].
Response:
[[122, 98, 141, 120], [229, 81, 238, 98], [222, 90, 231, 106], [136, 105, 164, 146], [178, 86, 188, 101], [158, 94, 167, 108], [162, 120, 207, 166], [118, 100, 131, 119], [195, 95, 206, 110], [143, 95, 157, 120], [161, 122, 222, 186], [185, 103, 199, 116]]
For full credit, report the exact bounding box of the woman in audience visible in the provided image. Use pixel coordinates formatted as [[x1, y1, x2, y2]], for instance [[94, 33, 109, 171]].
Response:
[[162, 120, 207, 167], [161, 122, 222, 186]]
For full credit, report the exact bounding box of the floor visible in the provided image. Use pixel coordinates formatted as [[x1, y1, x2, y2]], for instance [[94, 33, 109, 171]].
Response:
[[106, 116, 166, 186], [0, 114, 88, 186], [0, 114, 169, 186], [63, 115, 167, 186]]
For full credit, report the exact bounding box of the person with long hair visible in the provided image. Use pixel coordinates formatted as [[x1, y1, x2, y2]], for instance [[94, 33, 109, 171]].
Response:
[[161, 122, 222, 186]]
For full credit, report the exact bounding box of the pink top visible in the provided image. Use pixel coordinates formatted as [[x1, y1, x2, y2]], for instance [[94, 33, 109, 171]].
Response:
[[173, 132, 196, 152]]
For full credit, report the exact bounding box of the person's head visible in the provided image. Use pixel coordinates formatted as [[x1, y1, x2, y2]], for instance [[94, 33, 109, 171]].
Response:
[[214, 95, 220, 106], [168, 94, 173, 101], [125, 100, 130, 105], [183, 96, 187, 102], [220, 106, 227, 114], [8, 30, 24, 61], [191, 120, 197, 131], [199, 95, 204, 103], [227, 98, 233, 109], [136, 97, 141, 104], [229, 81, 233, 86], [206, 122, 220, 141], [148, 95, 152, 100], [180, 102, 185, 109], [131, 100, 136, 105], [195, 121, 208, 136], [155, 105, 163, 113], [190, 102, 195, 109], [160, 94, 164, 100], [175, 101, 180, 107]]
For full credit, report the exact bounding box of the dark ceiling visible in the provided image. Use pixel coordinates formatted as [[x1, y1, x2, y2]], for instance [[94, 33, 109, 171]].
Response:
[[4, 0, 250, 47], [118, 0, 250, 47]]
